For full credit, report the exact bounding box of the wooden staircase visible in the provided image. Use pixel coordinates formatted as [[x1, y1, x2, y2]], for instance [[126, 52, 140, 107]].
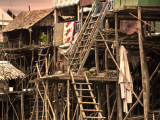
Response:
[[69, 2, 107, 75], [71, 71, 105, 119]]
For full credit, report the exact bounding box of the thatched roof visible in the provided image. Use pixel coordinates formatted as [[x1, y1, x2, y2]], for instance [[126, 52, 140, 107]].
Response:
[[0, 61, 25, 80], [3, 8, 54, 32]]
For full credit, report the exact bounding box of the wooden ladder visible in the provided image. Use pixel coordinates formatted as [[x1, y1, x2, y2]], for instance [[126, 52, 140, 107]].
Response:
[[71, 71, 105, 119], [69, 2, 107, 75]]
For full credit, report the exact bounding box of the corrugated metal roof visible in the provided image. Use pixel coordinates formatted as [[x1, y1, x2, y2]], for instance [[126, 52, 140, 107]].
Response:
[[3, 8, 54, 32], [0, 7, 13, 25], [53, 0, 80, 9], [0, 61, 25, 81], [0, 7, 13, 21]]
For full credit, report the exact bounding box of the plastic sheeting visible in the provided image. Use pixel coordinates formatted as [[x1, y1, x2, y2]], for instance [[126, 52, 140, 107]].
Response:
[[53, 0, 80, 9]]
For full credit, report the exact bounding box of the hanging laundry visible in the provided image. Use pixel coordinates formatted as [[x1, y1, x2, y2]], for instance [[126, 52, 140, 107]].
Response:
[[63, 21, 75, 43], [119, 45, 133, 113], [53, 23, 64, 46], [120, 20, 138, 35]]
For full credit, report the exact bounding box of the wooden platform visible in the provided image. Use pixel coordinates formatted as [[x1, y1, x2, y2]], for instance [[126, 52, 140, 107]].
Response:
[[105, 6, 160, 21], [29, 74, 118, 83]]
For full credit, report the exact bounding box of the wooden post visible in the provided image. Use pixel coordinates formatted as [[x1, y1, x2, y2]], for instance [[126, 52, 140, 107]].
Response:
[[47, 27, 51, 45], [98, 83, 102, 120], [80, 84, 82, 120], [21, 93, 25, 120], [95, 41, 100, 73], [36, 83, 39, 120], [20, 51, 22, 70], [6, 99, 8, 120], [2, 100, 3, 120], [81, 7, 83, 26], [77, 5, 80, 21], [67, 80, 70, 120], [2, 14, 4, 30], [54, 82, 58, 120], [54, 9, 58, 23], [45, 80, 49, 120], [23, 51, 26, 73], [106, 84, 110, 120], [138, 7, 150, 120], [115, 12, 123, 120], [54, 47, 56, 74], [61, 83, 64, 120]]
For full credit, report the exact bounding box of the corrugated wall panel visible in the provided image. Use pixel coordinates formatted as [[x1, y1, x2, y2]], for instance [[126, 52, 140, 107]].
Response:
[[155, 21, 160, 33], [114, 0, 160, 10]]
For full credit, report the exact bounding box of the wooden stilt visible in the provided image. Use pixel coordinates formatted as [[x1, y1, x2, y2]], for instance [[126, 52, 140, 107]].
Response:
[[106, 84, 110, 120], [80, 84, 82, 120], [2, 100, 3, 120], [71, 85, 74, 119], [67, 80, 70, 120], [138, 7, 150, 120], [21, 93, 25, 120], [115, 12, 123, 120], [6, 100, 8, 120], [54, 82, 58, 120], [95, 41, 100, 73], [61, 83, 64, 120], [36, 83, 39, 120], [45, 80, 48, 120]]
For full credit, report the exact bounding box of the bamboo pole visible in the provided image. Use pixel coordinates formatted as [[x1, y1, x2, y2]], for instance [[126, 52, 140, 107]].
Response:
[[138, 7, 149, 120], [115, 12, 123, 120]]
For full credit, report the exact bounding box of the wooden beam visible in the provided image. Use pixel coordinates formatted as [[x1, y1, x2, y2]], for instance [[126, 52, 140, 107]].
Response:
[[115, 13, 123, 120], [138, 7, 150, 120]]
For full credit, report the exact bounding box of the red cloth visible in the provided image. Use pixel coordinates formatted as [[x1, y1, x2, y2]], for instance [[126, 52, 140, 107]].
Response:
[[80, 0, 93, 6], [120, 20, 138, 35]]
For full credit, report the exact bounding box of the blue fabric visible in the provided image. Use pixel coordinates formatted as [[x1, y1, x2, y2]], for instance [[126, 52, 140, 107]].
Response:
[[75, 21, 81, 34], [53, 0, 80, 9]]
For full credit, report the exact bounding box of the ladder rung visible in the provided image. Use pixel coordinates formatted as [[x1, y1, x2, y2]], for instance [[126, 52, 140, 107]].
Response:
[[38, 54, 46, 56], [84, 116, 106, 119], [70, 63, 80, 66], [86, 27, 94, 30], [83, 33, 91, 36], [35, 59, 45, 62], [75, 89, 93, 91], [71, 57, 81, 60], [89, 21, 97, 24], [82, 109, 102, 112], [78, 96, 96, 98], [80, 102, 99, 104], [92, 13, 100, 17], [72, 83, 92, 85]]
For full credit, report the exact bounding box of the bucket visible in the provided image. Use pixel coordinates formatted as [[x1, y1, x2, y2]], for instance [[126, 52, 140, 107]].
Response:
[[9, 87, 13, 92]]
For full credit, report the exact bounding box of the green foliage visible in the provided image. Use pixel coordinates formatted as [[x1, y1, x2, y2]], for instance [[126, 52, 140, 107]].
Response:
[[39, 33, 47, 42]]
